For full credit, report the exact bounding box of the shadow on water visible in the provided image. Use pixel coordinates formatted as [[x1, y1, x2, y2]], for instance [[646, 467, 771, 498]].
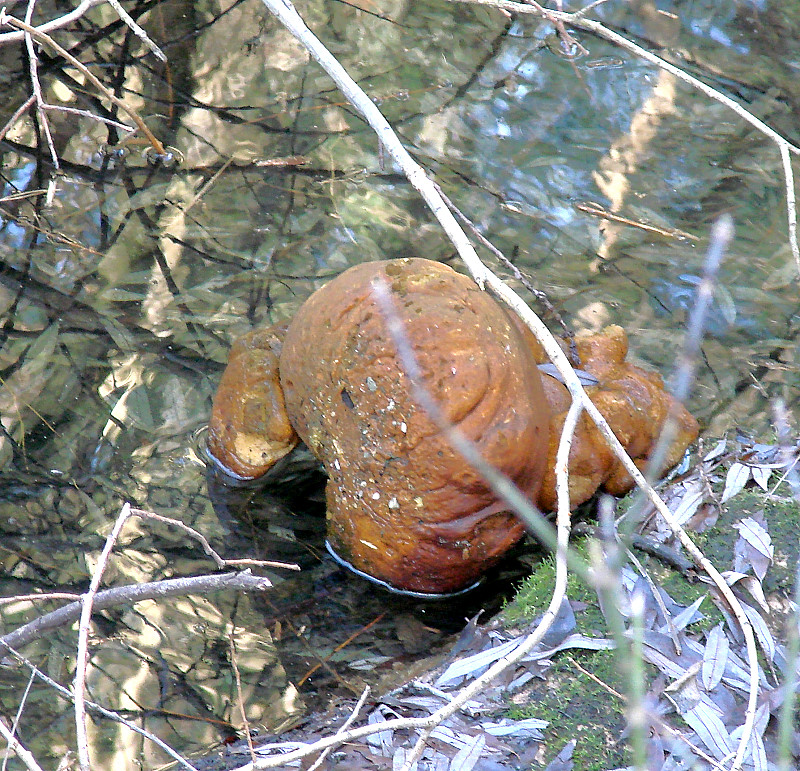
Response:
[[0, 0, 799, 766]]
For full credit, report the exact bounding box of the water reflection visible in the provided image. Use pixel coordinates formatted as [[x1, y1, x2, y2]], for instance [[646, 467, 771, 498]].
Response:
[[0, 0, 798, 766]]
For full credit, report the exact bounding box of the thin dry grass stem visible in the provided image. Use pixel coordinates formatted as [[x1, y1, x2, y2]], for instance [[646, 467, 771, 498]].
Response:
[[623, 214, 732, 524], [306, 686, 371, 771], [44, 105, 133, 132], [163, 156, 235, 231], [576, 201, 698, 242], [628, 587, 648, 770], [74, 502, 134, 771], [0, 718, 44, 771], [126, 507, 300, 571], [450, 0, 800, 277], [230, 633, 257, 764], [0, 638, 200, 771], [0, 10, 165, 156]]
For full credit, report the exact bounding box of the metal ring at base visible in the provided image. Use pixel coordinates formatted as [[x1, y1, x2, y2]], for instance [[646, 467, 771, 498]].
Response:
[[325, 540, 482, 599]]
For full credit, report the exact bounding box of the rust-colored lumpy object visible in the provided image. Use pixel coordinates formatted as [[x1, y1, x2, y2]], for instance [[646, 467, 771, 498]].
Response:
[[207, 258, 698, 595], [524, 324, 700, 511]]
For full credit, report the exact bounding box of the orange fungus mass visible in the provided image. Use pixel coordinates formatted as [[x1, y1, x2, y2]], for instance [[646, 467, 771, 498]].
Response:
[[208, 258, 698, 595]]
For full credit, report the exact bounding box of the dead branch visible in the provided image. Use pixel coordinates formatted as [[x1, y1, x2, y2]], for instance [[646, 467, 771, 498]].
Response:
[[0, 9, 165, 155], [0, 0, 104, 46], [1, 571, 273, 651], [0, 717, 44, 771], [254, 2, 763, 768]]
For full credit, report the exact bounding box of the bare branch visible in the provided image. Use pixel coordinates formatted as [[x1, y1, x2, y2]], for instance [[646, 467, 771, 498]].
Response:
[[105, 0, 167, 62], [1, 571, 273, 651], [0, 9, 166, 155], [0, 0, 105, 46], [0, 718, 44, 771], [251, 4, 764, 768]]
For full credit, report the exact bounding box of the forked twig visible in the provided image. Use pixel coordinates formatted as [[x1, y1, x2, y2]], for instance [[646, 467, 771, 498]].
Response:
[[126, 506, 300, 571], [0, 10, 165, 156]]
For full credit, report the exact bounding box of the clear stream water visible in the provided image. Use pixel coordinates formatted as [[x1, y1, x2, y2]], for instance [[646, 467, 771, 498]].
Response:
[[0, 0, 798, 766]]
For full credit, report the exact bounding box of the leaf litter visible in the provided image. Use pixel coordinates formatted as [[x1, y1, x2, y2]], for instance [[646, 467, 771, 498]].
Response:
[[205, 435, 799, 771]]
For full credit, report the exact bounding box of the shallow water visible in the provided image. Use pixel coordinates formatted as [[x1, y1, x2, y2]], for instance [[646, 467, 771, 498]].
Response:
[[0, 0, 798, 766]]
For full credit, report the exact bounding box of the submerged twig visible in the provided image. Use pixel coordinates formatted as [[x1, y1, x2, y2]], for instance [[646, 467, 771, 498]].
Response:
[[126, 506, 300, 572], [0, 10, 164, 155], [0, 639, 200, 771], [1, 571, 274, 652], [433, 181, 576, 346], [448, 0, 800, 276]]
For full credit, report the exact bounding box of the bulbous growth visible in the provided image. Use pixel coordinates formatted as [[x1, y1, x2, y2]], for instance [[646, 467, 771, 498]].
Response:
[[207, 258, 698, 595]]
